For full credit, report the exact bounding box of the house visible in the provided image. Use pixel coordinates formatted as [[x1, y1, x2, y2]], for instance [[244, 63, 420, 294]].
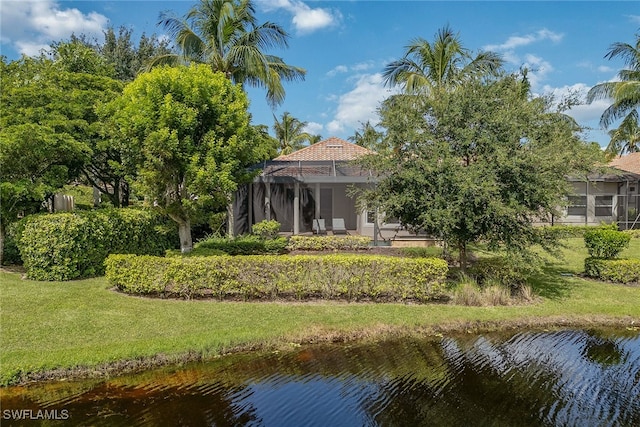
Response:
[[548, 152, 640, 229], [233, 137, 410, 239]]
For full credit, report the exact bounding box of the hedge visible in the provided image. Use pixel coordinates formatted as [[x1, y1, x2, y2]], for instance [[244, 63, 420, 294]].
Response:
[[584, 257, 640, 284], [17, 209, 178, 281], [105, 254, 449, 302], [584, 228, 630, 259], [194, 235, 288, 255], [287, 235, 371, 251], [535, 224, 618, 240]]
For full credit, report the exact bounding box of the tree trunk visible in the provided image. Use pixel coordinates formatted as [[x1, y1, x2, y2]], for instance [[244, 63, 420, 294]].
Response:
[[458, 241, 467, 272], [226, 193, 235, 238], [177, 219, 193, 253]]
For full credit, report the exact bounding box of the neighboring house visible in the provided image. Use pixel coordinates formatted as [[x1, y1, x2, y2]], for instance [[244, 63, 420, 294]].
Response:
[[235, 142, 640, 236], [547, 152, 640, 229], [233, 137, 409, 239]]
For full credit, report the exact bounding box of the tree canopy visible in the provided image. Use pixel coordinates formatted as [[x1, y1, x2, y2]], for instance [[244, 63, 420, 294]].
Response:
[[156, 0, 306, 107], [272, 111, 313, 154], [104, 64, 273, 252], [363, 74, 603, 269], [587, 31, 640, 154]]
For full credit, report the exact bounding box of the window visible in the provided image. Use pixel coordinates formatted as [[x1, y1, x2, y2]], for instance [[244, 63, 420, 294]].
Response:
[[595, 195, 613, 217], [567, 195, 586, 216]]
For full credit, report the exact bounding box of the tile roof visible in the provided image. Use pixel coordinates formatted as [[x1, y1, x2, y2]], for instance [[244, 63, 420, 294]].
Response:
[[275, 137, 375, 161], [609, 152, 640, 175]]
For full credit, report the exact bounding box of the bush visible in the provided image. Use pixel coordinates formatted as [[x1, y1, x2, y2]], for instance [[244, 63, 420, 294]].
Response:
[[195, 235, 288, 255], [251, 220, 281, 239], [16, 209, 178, 281], [105, 254, 449, 302], [584, 257, 640, 284], [584, 228, 631, 259], [535, 224, 617, 240], [469, 256, 531, 290], [287, 235, 371, 251]]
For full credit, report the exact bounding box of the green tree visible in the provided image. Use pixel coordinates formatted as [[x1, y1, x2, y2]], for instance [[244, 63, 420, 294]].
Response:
[[383, 25, 503, 96], [0, 54, 116, 261], [349, 121, 387, 153], [606, 110, 640, 155], [273, 111, 312, 154], [104, 64, 267, 252], [156, 0, 306, 107], [99, 26, 173, 82], [587, 31, 640, 154], [365, 75, 602, 270], [47, 40, 131, 206]]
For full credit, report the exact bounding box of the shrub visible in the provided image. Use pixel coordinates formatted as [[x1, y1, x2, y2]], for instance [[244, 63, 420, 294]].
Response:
[[105, 254, 449, 302], [449, 276, 512, 306], [584, 257, 640, 284], [16, 209, 178, 281], [469, 256, 530, 290], [535, 224, 617, 240], [195, 235, 288, 255], [584, 228, 631, 259], [251, 220, 281, 239], [400, 247, 443, 258], [287, 235, 371, 251]]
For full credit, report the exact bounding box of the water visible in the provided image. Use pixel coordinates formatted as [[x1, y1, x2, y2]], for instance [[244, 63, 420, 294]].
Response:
[[2, 328, 639, 426]]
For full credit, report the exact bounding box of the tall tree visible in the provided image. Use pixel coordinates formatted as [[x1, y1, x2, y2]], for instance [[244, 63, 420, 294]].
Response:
[[104, 64, 270, 252], [273, 111, 312, 154], [587, 31, 640, 134], [382, 25, 503, 96], [99, 26, 173, 82], [606, 110, 640, 155], [364, 74, 602, 270], [0, 54, 113, 261], [349, 121, 387, 153], [156, 0, 306, 107]]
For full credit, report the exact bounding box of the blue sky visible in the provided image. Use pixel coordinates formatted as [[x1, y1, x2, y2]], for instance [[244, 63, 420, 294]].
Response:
[[1, 1, 638, 147]]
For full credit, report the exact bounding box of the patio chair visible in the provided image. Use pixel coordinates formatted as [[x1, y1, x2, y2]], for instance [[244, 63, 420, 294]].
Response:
[[313, 218, 327, 234], [332, 218, 349, 234]]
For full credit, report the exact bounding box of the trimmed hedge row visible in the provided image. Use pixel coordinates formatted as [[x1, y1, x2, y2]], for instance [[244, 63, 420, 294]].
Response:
[[105, 254, 449, 302], [17, 209, 178, 281], [194, 235, 289, 255], [287, 235, 371, 251], [535, 224, 617, 239], [584, 257, 640, 284]]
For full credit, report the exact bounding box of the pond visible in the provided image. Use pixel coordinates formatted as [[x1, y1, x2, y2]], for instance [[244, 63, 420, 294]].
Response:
[[2, 328, 639, 426]]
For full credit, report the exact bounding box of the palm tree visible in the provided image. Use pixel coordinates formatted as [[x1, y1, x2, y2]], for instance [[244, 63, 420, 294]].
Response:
[[348, 121, 387, 153], [606, 110, 640, 155], [156, 0, 306, 107], [382, 25, 503, 95], [587, 32, 640, 129], [273, 112, 312, 155]]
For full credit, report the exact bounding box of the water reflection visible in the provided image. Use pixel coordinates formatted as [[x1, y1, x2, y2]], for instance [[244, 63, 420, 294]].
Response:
[[2, 329, 639, 426]]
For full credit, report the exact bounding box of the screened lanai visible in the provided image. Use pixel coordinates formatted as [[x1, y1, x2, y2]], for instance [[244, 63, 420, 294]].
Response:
[[233, 137, 376, 236]]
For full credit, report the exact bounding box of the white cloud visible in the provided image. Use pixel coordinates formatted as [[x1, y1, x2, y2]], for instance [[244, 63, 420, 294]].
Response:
[[522, 54, 554, 91], [326, 65, 348, 77], [304, 121, 323, 135], [484, 28, 563, 52], [326, 73, 397, 135], [597, 65, 615, 73], [1, 0, 108, 56], [258, 0, 340, 34], [627, 15, 640, 24]]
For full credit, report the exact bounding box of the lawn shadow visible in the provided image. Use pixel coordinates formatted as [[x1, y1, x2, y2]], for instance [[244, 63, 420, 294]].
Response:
[[528, 263, 578, 300]]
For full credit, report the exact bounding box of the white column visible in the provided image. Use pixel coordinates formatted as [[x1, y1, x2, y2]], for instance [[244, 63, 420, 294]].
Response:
[[293, 181, 300, 234], [265, 182, 271, 221]]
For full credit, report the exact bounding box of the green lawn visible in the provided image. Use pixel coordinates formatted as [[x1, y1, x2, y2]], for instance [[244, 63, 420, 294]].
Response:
[[1, 238, 639, 386]]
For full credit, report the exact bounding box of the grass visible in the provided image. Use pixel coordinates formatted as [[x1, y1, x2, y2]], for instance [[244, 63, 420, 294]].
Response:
[[1, 238, 639, 386]]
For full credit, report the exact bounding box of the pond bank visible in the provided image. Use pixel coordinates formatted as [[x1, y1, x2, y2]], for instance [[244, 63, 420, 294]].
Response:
[[9, 315, 638, 386]]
